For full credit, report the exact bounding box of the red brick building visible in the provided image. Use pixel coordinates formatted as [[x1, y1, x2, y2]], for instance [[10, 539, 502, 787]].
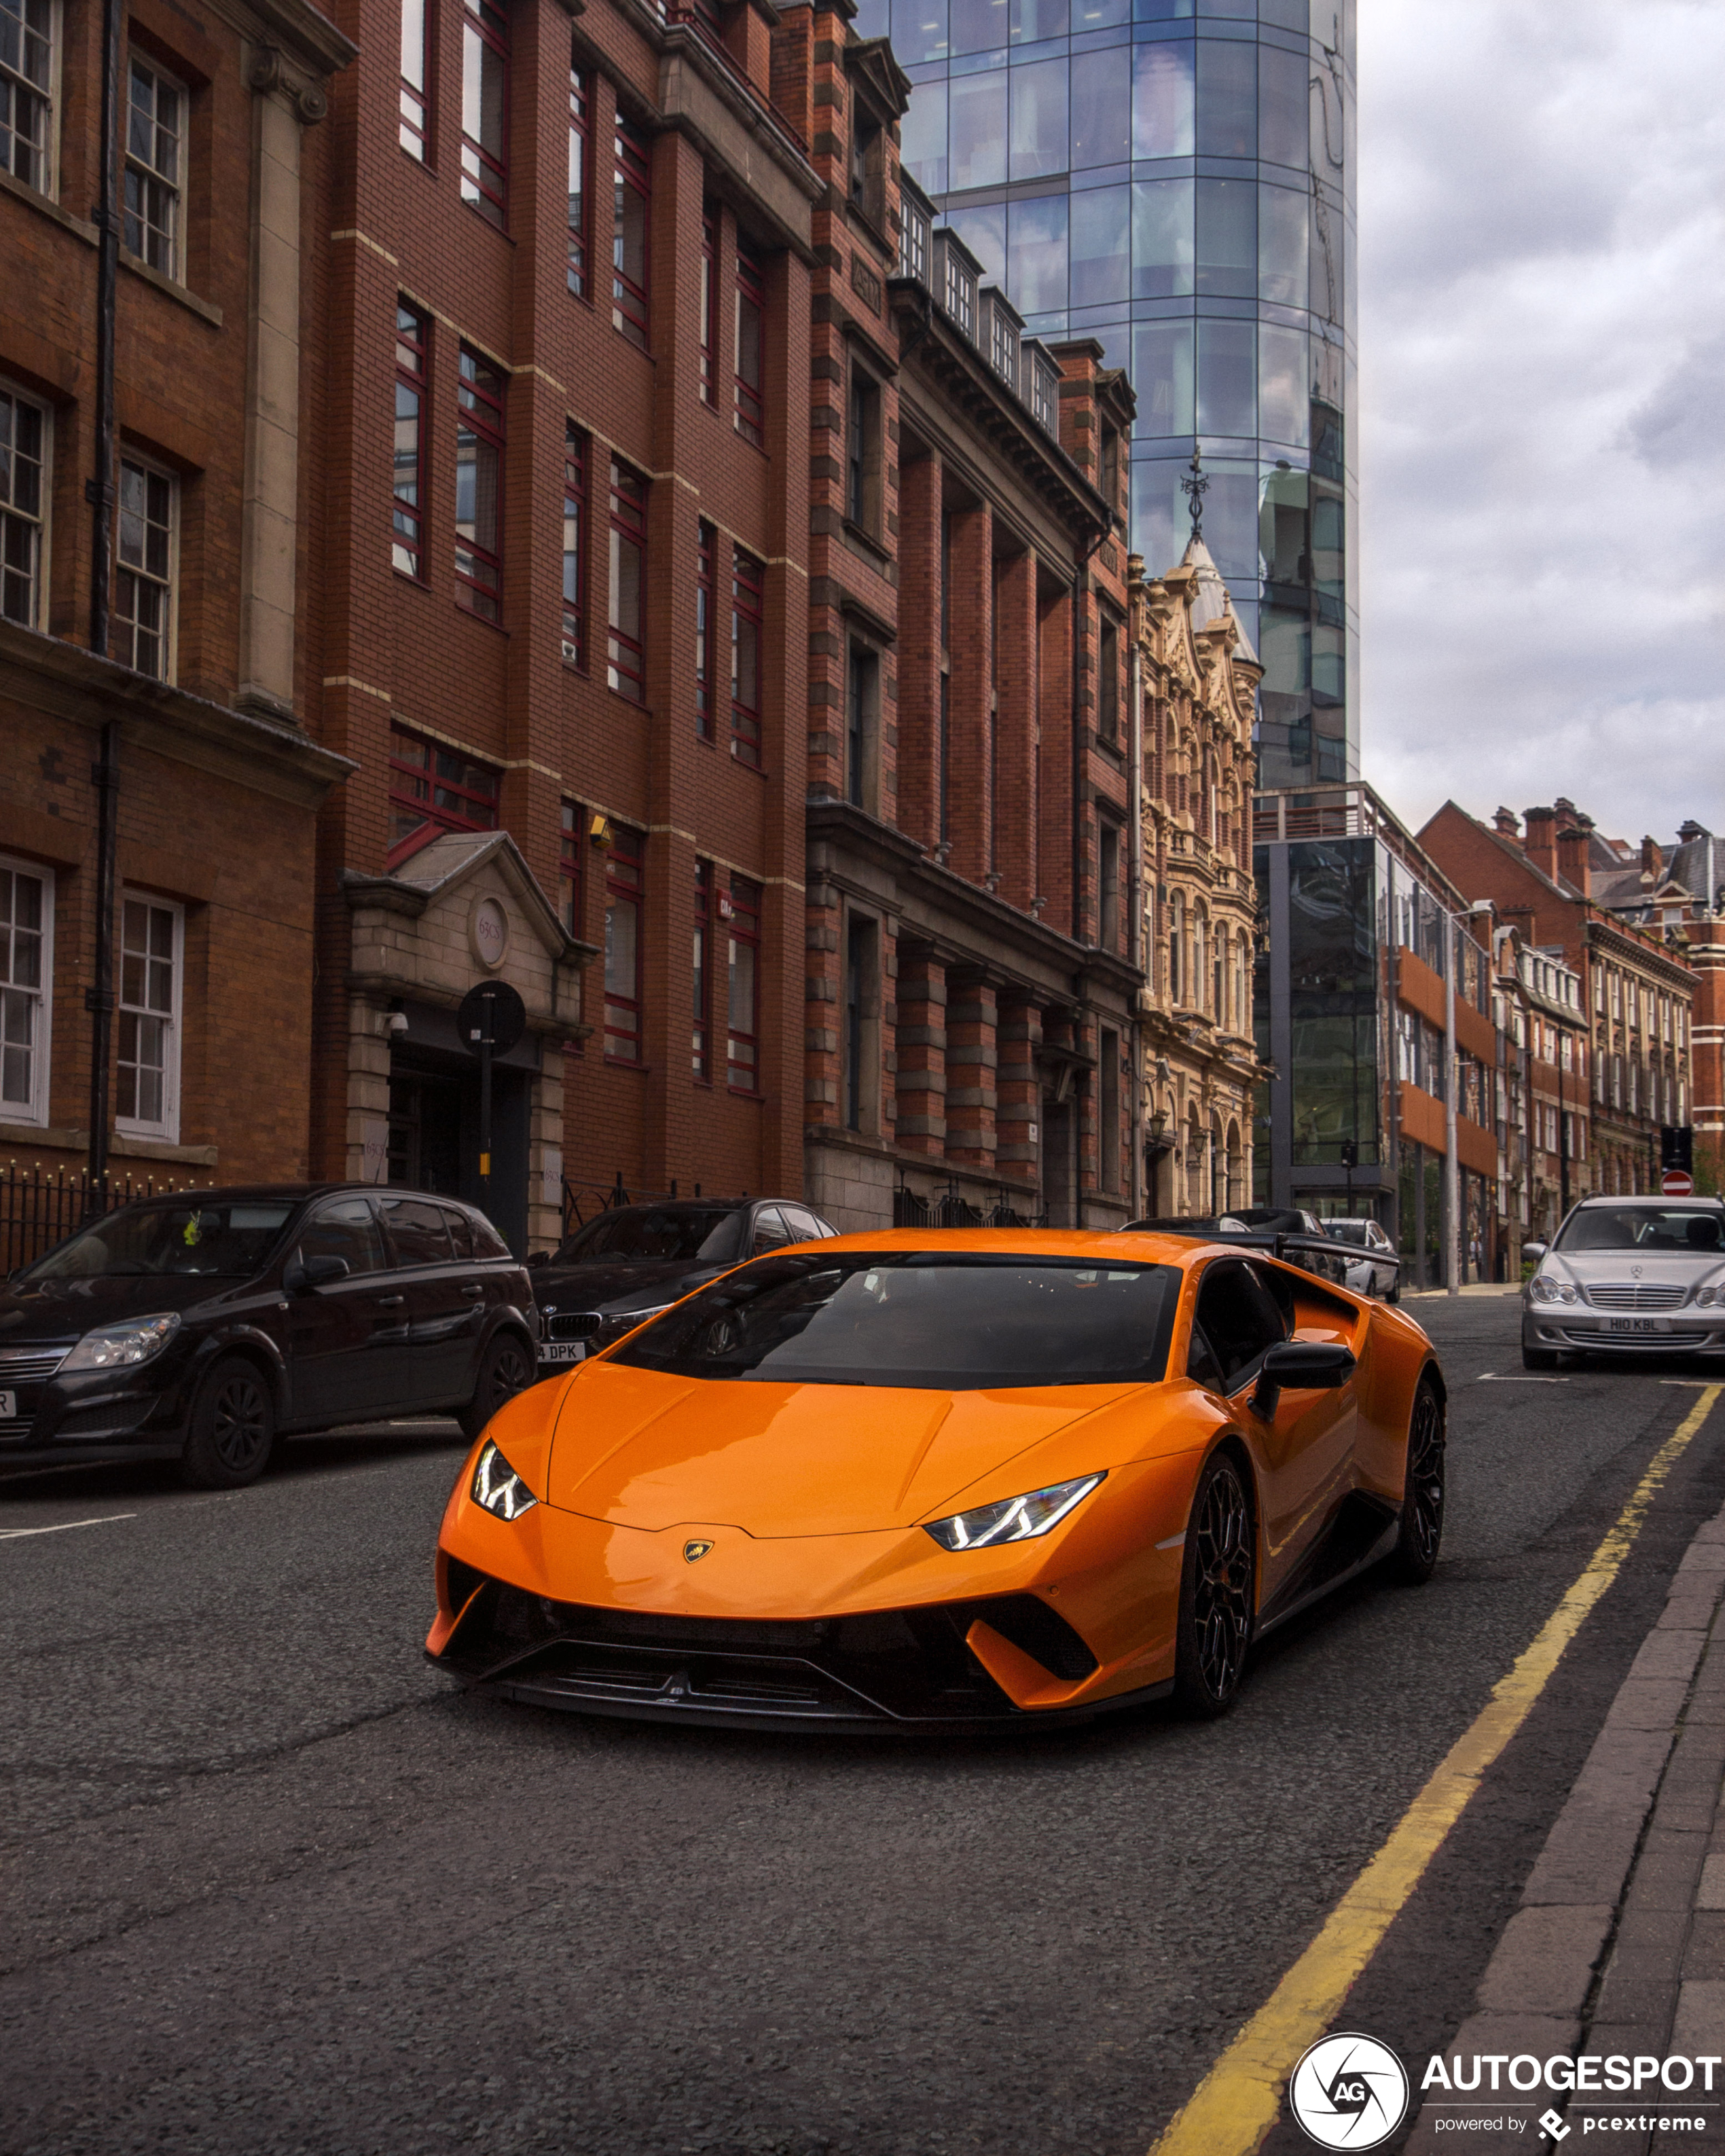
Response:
[[0, 0, 353, 1207], [767, 20, 1142, 1228], [301, 0, 823, 1248]]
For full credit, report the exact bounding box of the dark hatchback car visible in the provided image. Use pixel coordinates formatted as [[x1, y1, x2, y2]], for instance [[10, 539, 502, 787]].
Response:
[[530, 1197, 838, 1372], [0, 1185, 538, 1488], [1125, 1205, 1350, 1287]]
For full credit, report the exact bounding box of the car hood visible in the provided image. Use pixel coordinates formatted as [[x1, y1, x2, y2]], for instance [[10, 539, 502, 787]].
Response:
[[0, 1271, 247, 1342], [531, 1258, 725, 1315], [1538, 1249, 1724, 1287], [543, 1360, 1138, 1535]]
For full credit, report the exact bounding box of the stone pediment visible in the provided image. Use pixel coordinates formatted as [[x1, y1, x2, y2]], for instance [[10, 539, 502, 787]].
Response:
[[847, 36, 913, 119], [341, 830, 596, 1035]]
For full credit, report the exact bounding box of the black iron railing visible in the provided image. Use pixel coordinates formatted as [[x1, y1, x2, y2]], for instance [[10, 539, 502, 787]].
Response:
[[893, 1180, 1047, 1231], [0, 1163, 190, 1276]]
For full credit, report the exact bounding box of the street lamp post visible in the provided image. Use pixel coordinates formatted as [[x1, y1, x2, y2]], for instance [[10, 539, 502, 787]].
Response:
[[1446, 902, 1494, 1298]]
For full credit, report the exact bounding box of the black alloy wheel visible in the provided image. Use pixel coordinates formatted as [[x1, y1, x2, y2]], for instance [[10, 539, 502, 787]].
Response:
[[180, 1357, 276, 1490], [1388, 1375, 1446, 1584], [1173, 1452, 1256, 1717], [458, 1333, 537, 1440]]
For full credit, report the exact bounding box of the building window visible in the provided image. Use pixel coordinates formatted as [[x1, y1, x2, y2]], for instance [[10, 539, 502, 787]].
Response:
[[115, 893, 180, 1139], [460, 0, 507, 226], [730, 547, 763, 766], [0, 384, 46, 626], [562, 424, 585, 665], [1100, 1026, 1119, 1192], [612, 115, 649, 347], [699, 211, 716, 403], [695, 520, 714, 739], [850, 101, 882, 223], [846, 643, 875, 809], [111, 455, 173, 678], [943, 247, 975, 337], [558, 799, 582, 935], [847, 365, 879, 532], [387, 723, 499, 862], [692, 860, 711, 1080], [400, 0, 429, 160], [898, 191, 929, 285], [604, 826, 643, 1063], [726, 874, 760, 1091], [124, 56, 181, 278], [566, 63, 588, 295], [0, 857, 50, 1123], [1100, 423, 1120, 517], [606, 457, 647, 701], [455, 348, 503, 620], [733, 240, 764, 447], [1, 0, 53, 194], [1100, 821, 1121, 950], [1097, 610, 1120, 745], [392, 304, 426, 579], [844, 913, 873, 1133]]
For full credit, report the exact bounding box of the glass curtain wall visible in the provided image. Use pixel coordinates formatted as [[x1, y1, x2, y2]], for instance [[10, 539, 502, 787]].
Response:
[[873, 0, 1359, 786]]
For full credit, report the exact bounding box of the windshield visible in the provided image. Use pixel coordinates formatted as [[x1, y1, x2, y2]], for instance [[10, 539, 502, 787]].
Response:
[[1555, 1207, 1725, 1255], [609, 1251, 1181, 1389], [556, 1205, 742, 1266], [28, 1200, 297, 1280], [1325, 1222, 1369, 1245]]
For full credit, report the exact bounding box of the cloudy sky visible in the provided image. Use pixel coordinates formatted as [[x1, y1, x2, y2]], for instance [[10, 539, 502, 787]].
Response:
[[1357, 0, 1725, 849]]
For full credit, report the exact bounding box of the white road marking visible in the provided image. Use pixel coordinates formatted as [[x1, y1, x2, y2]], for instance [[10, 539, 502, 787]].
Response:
[[0, 1512, 137, 1541], [1477, 1371, 1569, 1384]]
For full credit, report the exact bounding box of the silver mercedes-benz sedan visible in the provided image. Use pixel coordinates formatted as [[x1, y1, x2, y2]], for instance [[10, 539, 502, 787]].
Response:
[[1522, 1196, 1725, 1369]]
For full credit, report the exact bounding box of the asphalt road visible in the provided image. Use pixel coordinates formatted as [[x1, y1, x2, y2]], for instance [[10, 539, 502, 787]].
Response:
[[3, 1296, 1722, 2156]]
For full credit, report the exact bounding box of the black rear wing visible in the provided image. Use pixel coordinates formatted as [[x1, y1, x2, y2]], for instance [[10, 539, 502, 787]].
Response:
[[1121, 1224, 1402, 1275]]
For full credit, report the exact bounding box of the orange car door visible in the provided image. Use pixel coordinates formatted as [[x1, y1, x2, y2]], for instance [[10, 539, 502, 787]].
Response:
[[1188, 1259, 1353, 1601]]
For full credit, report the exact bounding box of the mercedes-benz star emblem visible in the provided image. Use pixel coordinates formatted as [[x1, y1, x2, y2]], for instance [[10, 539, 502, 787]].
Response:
[[683, 1539, 714, 1563]]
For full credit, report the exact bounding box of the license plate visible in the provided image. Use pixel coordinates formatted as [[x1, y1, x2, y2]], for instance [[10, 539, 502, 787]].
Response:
[[1605, 1317, 1667, 1334], [0, 1391, 14, 1419], [540, 1342, 586, 1364]]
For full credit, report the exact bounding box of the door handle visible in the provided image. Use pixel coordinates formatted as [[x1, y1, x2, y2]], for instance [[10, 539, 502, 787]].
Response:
[[375, 1294, 405, 1309], [459, 1283, 485, 1300]]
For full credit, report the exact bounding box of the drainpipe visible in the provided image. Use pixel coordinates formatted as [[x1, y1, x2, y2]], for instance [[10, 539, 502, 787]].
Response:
[[1445, 921, 1459, 1294], [1127, 608, 1144, 1221], [85, 0, 124, 1208]]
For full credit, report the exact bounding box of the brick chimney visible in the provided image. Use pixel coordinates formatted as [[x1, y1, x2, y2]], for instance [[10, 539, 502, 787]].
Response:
[[1554, 796, 1580, 832], [1641, 835, 1663, 884], [1523, 805, 1559, 881], [1558, 815, 1593, 897], [1493, 807, 1520, 840]]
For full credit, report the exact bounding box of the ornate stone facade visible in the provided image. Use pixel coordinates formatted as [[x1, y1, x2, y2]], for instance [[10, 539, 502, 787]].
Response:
[[1129, 537, 1264, 1216]]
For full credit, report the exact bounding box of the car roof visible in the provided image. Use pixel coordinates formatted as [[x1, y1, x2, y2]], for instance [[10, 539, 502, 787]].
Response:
[[1572, 1194, 1723, 1208], [104, 1182, 486, 1214], [816, 1226, 1221, 1268]]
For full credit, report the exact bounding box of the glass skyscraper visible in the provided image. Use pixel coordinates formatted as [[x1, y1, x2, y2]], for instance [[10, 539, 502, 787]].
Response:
[[860, 0, 1358, 787]]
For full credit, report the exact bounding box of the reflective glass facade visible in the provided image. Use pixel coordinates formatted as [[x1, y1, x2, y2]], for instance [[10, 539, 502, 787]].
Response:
[[865, 0, 1358, 786]]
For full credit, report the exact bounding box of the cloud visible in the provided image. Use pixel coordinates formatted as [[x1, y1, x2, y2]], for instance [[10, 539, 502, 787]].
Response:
[[1358, 0, 1725, 846]]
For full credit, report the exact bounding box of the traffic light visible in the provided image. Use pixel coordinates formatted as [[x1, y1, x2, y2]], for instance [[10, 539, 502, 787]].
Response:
[[1662, 1125, 1694, 1173]]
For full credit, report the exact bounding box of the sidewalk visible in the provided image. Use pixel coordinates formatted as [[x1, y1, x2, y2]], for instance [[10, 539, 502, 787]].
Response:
[[1403, 1497, 1725, 2153]]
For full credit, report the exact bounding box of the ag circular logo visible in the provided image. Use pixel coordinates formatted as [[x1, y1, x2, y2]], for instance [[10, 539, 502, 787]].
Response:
[[1288, 2033, 1409, 2149]]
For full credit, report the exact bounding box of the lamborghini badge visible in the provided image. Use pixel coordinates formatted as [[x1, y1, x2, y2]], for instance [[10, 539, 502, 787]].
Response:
[[683, 1539, 714, 1563]]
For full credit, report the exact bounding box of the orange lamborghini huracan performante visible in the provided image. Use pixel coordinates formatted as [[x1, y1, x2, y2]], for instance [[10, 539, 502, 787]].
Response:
[[426, 1230, 1446, 1731]]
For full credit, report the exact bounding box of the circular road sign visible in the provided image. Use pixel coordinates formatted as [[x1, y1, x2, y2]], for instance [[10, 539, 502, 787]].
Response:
[[456, 980, 527, 1058], [1663, 1168, 1695, 1198]]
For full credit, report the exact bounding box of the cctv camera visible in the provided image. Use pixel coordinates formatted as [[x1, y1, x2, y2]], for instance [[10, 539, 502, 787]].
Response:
[[385, 1011, 409, 1037]]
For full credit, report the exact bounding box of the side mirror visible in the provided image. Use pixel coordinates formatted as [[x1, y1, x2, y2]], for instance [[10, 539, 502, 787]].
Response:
[[528, 1250, 553, 1266], [1521, 1241, 1548, 1265], [287, 1253, 350, 1291], [1252, 1338, 1357, 1419]]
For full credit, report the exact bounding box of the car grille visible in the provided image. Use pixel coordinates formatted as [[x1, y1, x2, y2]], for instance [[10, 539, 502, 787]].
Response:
[[541, 1312, 602, 1342], [1584, 1284, 1688, 1312], [0, 1346, 73, 1382]]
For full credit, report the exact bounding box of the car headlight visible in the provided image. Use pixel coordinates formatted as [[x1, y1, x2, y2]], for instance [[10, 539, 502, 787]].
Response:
[[1529, 1275, 1578, 1305], [58, 1313, 181, 1372], [1698, 1285, 1720, 1308], [924, 1472, 1104, 1552], [471, 1440, 537, 1521], [591, 1304, 673, 1352]]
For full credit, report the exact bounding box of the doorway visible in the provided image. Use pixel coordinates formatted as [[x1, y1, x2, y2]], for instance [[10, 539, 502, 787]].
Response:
[[387, 1050, 532, 1254]]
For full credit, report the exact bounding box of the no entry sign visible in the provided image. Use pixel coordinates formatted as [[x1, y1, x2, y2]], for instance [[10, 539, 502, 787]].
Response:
[[1663, 1168, 1695, 1197]]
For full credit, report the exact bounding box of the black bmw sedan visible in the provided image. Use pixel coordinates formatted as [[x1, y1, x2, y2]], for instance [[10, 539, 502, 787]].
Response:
[[530, 1196, 837, 1372], [0, 1186, 538, 1487]]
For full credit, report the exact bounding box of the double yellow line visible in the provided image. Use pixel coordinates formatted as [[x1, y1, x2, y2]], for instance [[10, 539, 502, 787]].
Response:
[[1149, 1383, 1723, 2156]]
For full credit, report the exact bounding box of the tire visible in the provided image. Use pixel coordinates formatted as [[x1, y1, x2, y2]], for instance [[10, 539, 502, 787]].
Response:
[[1387, 1375, 1445, 1584], [1521, 1342, 1560, 1371], [179, 1357, 276, 1490], [1387, 1276, 1401, 1305], [459, 1332, 536, 1441], [1172, 1449, 1256, 1718]]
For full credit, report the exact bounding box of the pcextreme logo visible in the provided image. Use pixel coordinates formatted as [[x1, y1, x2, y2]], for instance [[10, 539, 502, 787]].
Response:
[[1289, 2034, 1411, 2149]]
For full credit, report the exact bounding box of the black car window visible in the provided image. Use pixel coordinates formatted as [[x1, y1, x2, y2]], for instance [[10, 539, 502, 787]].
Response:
[[379, 1196, 453, 1267], [299, 1198, 386, 1278], [781, 1206, 824, 1245], [609, 1251, 1181, 1389], [438, 1206, 474, 1260], [469, 1211, 512, 1261], [750, 1207, 792, 1256], [556, 1205, 738, 1264], [1186, 1319, 1225, 1392], [1192, 1260, 1287, 1394], [28, 1199, 295, 1279]]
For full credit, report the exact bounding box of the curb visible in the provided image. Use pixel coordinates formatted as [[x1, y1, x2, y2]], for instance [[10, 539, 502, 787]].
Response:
[[1402, 1500, 1725, 2151]]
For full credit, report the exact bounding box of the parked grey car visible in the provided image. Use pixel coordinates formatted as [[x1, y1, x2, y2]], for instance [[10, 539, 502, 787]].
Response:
[[1324, 1217, 1400, 1302], [1522, 1196, 1725, 1370]]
